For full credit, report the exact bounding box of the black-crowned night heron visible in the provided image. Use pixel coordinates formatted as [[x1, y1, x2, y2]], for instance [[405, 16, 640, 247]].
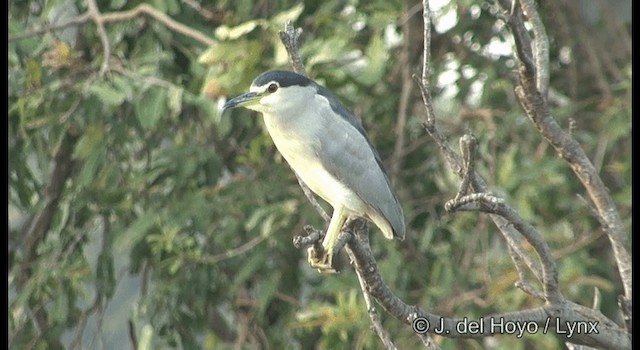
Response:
[[223, 70, 405, 272]]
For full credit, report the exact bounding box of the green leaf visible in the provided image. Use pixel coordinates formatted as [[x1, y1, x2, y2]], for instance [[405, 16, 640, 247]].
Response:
[[24, 58, 42, 89], [198, 41, 261, 66], [76, 147, 105, 188], [89, 82, 126, 107], [256, 272, 281, 320], [231, 251, 266, 292], [135, 86, 167, 129], [214, 20, 261, 40], [111, 74, 135, 102], [353, 33, 388, 86], [73, 124, 105, 159], [304, 36, 349, 67], [167, 86, 183, 119], [114, 212, 159, 252]]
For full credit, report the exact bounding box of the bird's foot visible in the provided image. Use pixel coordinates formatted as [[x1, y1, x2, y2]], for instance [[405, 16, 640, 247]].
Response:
[[307, 246, 337, 273]]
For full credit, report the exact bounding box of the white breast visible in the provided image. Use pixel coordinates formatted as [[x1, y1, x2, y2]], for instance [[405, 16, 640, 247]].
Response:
[[261, 110, 368, 216]]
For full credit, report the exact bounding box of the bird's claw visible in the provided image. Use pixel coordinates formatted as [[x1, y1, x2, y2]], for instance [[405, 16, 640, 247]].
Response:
[[307, 246, 337, 273]]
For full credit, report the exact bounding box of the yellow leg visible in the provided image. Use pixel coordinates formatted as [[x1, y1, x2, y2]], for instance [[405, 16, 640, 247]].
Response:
[[308, 206, 347, 273]]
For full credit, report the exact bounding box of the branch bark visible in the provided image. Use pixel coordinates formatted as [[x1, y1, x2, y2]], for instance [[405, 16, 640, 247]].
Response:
[[16, 125, 80, 348]]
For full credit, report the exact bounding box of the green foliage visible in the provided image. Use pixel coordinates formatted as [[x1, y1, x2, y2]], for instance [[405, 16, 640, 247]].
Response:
[[9, 0, 630, 349]]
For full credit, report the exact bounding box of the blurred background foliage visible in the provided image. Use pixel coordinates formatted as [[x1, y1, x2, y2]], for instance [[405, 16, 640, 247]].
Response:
[[9, 0, 630, 349]]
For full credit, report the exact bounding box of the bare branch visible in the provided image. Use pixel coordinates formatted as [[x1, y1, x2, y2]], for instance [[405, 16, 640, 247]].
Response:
[[453, 134, 477, 199], [111, 64, 176, 89], [518, 0, 550, 97], [420, 0, 431, 92]]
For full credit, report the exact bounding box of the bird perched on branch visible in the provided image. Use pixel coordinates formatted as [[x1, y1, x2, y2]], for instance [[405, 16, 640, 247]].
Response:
[[223, 70, 405, 273]]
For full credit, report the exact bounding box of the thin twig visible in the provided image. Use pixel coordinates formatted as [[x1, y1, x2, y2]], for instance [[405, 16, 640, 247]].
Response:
[[111, 65, 177, 89], [180, 0, 219, 21], [390, 2, 413, 186], [86, 0, 110, 75], [518, 0, 549, 97], [509, 245, 545, 299], [347, 253, 397, 349], [421, 0, 431, 92], [128, 319, 138, 350], [500, 226, 543, 282], [295, 174, 330, 222], [184, 235, 266, 264]]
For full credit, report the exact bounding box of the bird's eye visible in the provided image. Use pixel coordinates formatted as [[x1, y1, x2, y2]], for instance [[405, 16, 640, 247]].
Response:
[[267, 83, 279, 93]]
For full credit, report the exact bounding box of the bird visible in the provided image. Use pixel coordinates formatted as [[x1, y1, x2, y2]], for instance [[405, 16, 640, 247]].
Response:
[[223, 70, 405, 272]]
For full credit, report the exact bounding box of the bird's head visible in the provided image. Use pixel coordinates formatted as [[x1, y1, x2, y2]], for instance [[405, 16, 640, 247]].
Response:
[[223, 70, 315, 115]]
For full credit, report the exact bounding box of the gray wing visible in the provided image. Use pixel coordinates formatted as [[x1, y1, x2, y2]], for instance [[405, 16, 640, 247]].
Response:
[[315, 87, 405, 240]]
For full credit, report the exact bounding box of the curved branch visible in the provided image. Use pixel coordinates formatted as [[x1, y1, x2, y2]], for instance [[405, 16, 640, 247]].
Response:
[[86, 0, 111, 74], [345, 229, 629, 348], [9, 4, 215, 46]]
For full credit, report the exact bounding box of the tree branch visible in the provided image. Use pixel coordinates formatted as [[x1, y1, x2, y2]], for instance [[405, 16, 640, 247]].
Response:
[[345, 221, 399, 350], [498, 0, 631, 331], [15, 125, 80, 348], [518, 0, 550, 97], [86, 0, 111, 74], [389, 2, 413, 186], [9, 4, 216, 46]]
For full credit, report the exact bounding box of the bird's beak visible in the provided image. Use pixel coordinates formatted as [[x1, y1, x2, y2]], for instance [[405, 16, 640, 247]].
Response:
[[222, 91, 261, 112]]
